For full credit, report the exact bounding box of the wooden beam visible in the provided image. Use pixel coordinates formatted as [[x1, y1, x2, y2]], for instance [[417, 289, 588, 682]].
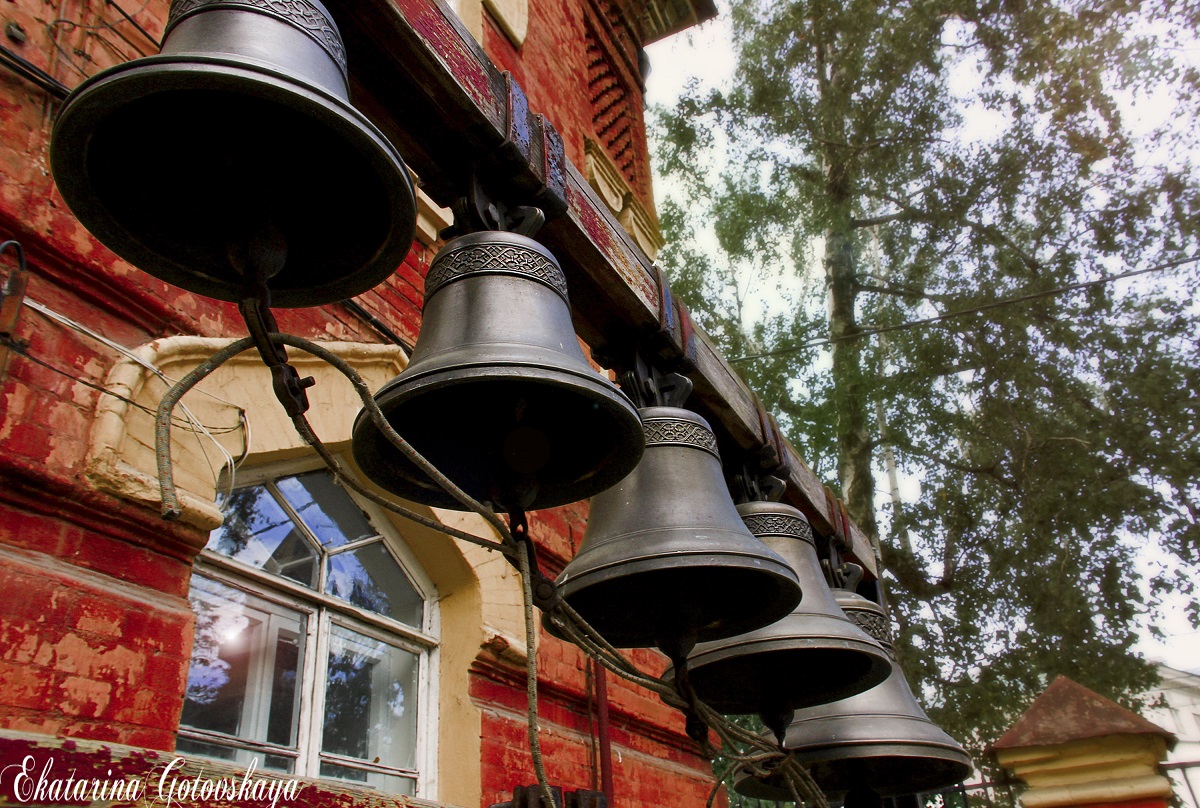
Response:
[[334, 0, 877, 576]]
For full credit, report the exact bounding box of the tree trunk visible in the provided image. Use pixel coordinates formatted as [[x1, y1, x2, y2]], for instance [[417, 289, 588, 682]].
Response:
[[825, 219, 879, 550]]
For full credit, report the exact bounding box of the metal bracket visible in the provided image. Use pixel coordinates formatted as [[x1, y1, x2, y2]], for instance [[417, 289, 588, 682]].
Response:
[[442, 173, 546, 238], [505, 509, 560, 612], [731, 464, 786, 505], [619, 351, 692, 409], [237, 296, 315, 418], [0, 240, 30, 381], [440, 73, 566, 240]]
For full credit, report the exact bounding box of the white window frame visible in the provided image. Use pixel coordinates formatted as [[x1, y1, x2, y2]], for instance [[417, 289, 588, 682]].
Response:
[[179, 456, 441, 800]]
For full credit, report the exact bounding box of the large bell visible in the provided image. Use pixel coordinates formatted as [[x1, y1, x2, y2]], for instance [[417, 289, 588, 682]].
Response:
[[733, 593, 972, 801], [50, 0, 416, 307], [552, 407, 802, 655], [351, 231, 644, 512], [673, 501, 892, 742]]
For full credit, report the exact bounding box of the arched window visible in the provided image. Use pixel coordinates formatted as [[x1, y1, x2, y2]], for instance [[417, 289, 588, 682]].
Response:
[[177, 460, 438, 798]]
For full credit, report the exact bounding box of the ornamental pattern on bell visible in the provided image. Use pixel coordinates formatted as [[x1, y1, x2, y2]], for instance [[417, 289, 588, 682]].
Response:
[[845, 607, 892, 645], [426, 243, 569, 302], [642, 418, 720, 456], [742, 514, 813, 543], [167, 0, 348, 75]]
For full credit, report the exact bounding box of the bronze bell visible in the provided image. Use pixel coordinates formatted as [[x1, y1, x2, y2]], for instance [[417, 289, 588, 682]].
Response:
[[50, 0, 416, 307], [552, 407, 802, 655], [733, 592, 972, 801], [672, 501, 892, 742], [351, 231, 643, 512]]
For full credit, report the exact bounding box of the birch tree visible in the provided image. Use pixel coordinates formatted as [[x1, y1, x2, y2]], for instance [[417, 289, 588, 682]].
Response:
[[654, 0, 1200, 752]]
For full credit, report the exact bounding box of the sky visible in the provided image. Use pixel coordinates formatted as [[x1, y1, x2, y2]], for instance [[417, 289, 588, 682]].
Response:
[[641, 7, 1200, 676]]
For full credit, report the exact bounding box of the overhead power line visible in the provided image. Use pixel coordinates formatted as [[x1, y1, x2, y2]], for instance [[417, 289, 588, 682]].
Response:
[[731, 255, 1200, 363]]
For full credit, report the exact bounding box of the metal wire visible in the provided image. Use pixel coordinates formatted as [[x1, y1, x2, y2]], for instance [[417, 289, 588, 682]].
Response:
[[148, 330, 828, 808], [151, 334, 515, 557]]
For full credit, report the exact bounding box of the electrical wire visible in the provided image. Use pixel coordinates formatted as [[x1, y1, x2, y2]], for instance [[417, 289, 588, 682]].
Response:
[[0, 337, 241, 435], [0, 43, 71, 99], [23, 298, 246, 496], [732, 254, 1200, 362], [45, 0, 157, 82], [105, 0, 160, 48]]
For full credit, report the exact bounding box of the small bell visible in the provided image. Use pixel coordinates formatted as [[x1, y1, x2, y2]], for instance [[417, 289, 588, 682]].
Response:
[[351, 231, 643, 512], [552, 407, 801, 656], [672, 501, 892, 742], [733, 592, 972, 801], [51, 0, 416, 307]]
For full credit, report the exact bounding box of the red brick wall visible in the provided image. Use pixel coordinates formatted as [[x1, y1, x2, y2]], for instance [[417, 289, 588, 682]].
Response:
[[483, 0, 655, 208], [0, 0, 715, 804]]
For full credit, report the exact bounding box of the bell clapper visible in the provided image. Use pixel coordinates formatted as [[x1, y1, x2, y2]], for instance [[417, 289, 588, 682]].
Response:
[[761, 699, 795, 748], [229, 223, 316, 418], [844, 780, 882, 808], [505, 508, 560, 612]]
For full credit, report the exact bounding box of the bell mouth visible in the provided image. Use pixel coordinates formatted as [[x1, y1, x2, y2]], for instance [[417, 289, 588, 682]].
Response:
[[50, 57, 416, 307], [555, 556, 802, 649], [733, 747, 972, 801], [351, 367, 644, 512], [683, 637, 893, 715], [794, 746, 974, 797]]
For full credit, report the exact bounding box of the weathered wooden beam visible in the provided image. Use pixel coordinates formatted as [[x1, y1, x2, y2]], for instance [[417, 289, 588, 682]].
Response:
[[334, 0, 877, 575]]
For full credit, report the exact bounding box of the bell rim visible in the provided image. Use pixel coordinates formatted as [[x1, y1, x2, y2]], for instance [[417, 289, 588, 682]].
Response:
[[789, 743, 974, 794], [682, 640, 894, 713], [557, 545, 800, 587], [50, 55, 416, 308], [372, 352, 624, 401], [555, 548, 803, 647], [733, 744, 973, 800], [686, 629, 895, 673], [351, 364, 644, 511]]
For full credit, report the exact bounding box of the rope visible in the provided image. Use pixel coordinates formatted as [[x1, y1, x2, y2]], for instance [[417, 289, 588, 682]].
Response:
[[516, 527, 556, 808], [152, 334, 515, 556], [149, 330, 829, 808]]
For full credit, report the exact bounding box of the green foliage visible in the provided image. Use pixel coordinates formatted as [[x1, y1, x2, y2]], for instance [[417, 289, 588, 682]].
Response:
[[652, 0, 1200, 776]]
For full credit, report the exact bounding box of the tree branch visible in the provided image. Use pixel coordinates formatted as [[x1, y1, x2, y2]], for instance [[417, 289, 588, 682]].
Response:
[[890, 439, 1019, 488], [853, 279, 940, 300], [852, 211, 911, 227]]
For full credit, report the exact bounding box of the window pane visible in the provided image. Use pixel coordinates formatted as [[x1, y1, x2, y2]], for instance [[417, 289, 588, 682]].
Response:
[[209, 486, 318, 588], [322, 625, 420, 772], [181, 576, 306, 753], [174, 738, 295, 774], [318, 760, 416, 796], [276, 471, 375, 548], [326, 543, 424, 627]]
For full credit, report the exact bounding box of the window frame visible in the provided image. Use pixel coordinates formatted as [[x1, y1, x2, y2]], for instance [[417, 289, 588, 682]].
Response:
[[179, 456, 441, 798]]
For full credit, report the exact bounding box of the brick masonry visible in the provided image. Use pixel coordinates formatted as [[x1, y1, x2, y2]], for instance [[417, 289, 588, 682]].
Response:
[[0, 0, 719, 805]]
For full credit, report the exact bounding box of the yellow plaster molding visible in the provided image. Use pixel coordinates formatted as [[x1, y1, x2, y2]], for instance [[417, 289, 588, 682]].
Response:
[[1020, 775, 1175, 808], [483, 0, 528, 47], [414, 176, 455, 247], [86, 337, 407, 530], [446, 0, 527, 47], [584, 139, 666, 260]]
